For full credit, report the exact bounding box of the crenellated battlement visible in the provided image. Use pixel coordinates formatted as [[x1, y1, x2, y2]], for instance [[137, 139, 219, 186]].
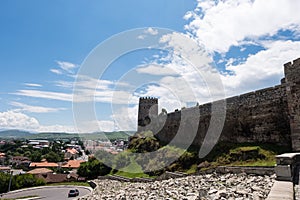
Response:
[[138, 97, 158, 131], [137, 58, 300, 151]]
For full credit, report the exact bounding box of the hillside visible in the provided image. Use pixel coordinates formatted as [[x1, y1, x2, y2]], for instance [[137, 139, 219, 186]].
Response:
[[0, 130, 134, 141], [0, 130, 32, 138]]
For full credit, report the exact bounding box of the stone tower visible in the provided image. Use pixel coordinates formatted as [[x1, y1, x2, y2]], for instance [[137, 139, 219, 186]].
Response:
[[284, 58, 300, 151], [137, 97, 158, 132]]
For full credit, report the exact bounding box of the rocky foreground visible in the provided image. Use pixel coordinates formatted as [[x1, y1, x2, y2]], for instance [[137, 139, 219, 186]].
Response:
[[80, 173, 275, 200]]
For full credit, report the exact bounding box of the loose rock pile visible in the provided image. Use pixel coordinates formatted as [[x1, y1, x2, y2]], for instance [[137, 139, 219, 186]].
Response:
[[80, 173, 275, 200]]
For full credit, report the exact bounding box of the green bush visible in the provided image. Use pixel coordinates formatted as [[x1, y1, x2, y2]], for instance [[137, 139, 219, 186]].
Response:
[[77, 157, 111, 179], [114, 152, 131, 169], [0, 172, 45, 193], [128, 131, 161, 153]]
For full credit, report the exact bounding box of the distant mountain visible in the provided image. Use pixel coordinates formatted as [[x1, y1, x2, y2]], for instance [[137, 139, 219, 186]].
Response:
[[0, 130, 32, 138], [0, 130, 135, 140]]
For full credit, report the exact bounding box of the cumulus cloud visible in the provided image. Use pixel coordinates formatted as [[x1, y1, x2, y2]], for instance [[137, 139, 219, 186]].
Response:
[[0, 111, 39, 130], [111, 105, 138, 131], [134, 31, 224, 106], [185, 0, 300, 53], [145, 27, 158, 35], [137, 27, 159, 39], [222, 40, 300, 96], [169, 0, 300, 98], [0, 110, 74, 132], [0, 110, 115, 133]]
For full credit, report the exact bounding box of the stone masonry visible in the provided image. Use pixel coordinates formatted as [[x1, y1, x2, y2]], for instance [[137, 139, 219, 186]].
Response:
[[137, 58, 300, 151]]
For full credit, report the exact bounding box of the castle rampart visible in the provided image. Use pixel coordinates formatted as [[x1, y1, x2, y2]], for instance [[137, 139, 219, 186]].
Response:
[[137, 58, 300, 151]]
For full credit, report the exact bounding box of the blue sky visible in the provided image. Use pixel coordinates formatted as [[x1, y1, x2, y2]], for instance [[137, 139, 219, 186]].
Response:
[[1, 0, 300, 133]]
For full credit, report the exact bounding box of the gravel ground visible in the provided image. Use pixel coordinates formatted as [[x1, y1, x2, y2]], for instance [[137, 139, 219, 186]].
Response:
[[79, 173, 275, 200]]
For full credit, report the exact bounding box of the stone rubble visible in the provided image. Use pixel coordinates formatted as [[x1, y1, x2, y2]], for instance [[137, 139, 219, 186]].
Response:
[[79, 173, 275, 200]]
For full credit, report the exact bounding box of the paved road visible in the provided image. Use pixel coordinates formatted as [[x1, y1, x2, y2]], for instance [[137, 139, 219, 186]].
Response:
[[0, 186, 92, 200]]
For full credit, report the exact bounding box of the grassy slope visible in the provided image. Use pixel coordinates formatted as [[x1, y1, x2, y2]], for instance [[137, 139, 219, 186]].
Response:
[[111, 142, 290, 178], [113, 157, 152, 178], [195, 142, 291, 171]]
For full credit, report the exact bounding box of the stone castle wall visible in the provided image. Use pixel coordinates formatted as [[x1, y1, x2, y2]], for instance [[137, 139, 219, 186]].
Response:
[[137, 58, 300, 151]]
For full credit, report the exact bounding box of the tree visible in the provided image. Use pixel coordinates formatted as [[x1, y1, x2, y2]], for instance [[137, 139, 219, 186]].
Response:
[[77, 157, 111, 179], [16, 147, 24, 154], [0, 172, 45, 193], [30, 151, 42, 162], [44, 151, 63, 163], [128, 132, 161, 153], [24, 151, 31, 158], [85, 149, 91, 155], [51, 143, 62, 153]]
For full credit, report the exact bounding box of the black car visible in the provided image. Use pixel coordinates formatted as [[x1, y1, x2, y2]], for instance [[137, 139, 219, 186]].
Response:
[[75, 189, 79, 196], [68, 189, 77, 197]]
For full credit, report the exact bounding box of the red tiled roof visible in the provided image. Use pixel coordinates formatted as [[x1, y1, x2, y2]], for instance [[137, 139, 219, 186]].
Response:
[[29, 162, 58, 168], [27, 168, 53, 174], [0, 166, 11, 171], [62, 160, 85, 168], [66, 148, 79, 155]]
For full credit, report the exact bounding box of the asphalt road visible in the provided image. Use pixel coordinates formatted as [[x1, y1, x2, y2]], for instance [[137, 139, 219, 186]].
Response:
[[0, 186, 91, 200]]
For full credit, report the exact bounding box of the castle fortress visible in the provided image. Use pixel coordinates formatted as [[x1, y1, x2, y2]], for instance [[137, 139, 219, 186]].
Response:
[[137, 57, 300, 151]]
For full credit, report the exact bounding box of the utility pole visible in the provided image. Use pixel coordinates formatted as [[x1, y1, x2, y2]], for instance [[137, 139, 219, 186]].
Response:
[[8, 170, 13, 192]]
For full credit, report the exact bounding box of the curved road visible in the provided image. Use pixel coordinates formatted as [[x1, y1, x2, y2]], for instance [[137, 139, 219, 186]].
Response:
[[0, 186, 92, 200]]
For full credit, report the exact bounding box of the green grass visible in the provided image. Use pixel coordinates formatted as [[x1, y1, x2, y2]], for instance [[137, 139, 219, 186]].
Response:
[[185, 164, 198, 174], [201, 143, 283, 169], [113, 157, 154, 179], [46, 182, 90, 187]]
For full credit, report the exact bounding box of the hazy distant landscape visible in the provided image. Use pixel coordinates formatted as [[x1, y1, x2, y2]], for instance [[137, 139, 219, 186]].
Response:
[[0, 129, 134, 141]]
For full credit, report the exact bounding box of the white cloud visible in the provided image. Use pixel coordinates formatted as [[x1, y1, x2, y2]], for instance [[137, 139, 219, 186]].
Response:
[[50, 61, 78, 75], [0, 110, 80, 133], [56, 61, 78, 73], [0, 111, 40, 131], [10, 101, 66, 113], [185, 0, 300, 53], [50, 68, 63, 75], [136, 64, 178, 76], [23, 83, 42, 87], [137, 27, 158, 40], [13, 90, 72, 102], [54, 80, 73, 88], [222, 40, 300, 96], [134, 31, 224, 106], [145, 27, 158, 35], [37, 124, 77, 133], [137, 35, 146, 40], [111, 105, 138, 131], [14, 78, 137, 104]]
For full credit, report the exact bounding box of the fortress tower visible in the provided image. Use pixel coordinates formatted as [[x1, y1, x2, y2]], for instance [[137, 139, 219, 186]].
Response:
[[284, 58, 300, 151], [137, 97, 158, 132]]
